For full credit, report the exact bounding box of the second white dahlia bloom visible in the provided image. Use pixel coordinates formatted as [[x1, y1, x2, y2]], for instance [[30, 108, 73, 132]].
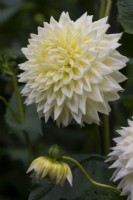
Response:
[[19, 12, 128, 126], [107, 118, 133, 200]]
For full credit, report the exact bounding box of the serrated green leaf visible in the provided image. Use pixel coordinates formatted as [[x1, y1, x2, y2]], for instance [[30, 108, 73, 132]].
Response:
[[117, 0, 133, 34], [5, 87, 42, 143]]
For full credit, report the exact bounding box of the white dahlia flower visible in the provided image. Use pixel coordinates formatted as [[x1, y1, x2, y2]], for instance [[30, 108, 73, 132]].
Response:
[[19, 12, 128, 126], [27, 156, 73, 186], [107, 118, 133, 200]]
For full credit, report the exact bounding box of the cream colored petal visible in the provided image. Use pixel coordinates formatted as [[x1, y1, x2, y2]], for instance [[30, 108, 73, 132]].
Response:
[[54, 105, 63, 120], [19, 12, 128, 127]]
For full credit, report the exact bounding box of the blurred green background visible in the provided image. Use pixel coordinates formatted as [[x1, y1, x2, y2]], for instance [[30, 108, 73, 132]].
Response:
[[0, 0, 133, 199]]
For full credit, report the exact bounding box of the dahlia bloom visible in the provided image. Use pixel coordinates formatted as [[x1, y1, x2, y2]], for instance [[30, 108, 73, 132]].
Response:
[[107, 118, 133, 200], [27, 156, 72, 186], [19, 12, 128, 126]]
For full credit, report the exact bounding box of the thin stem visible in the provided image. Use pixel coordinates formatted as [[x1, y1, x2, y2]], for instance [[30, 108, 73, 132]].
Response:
[[100, 0, 112, 155], [99, 0, 106, 19], [23, 130, 34, 161], [12, 75, 25, 123], [12, 76, 34, 160], [105, 0, 112, 17], [0, 96, 19, 123], [103, 115, 110, 155], [63, 156, 120, 193], [95, 125, 102, 154]]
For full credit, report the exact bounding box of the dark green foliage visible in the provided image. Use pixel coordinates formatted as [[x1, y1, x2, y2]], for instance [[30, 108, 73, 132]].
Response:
[[28, 155, 125, 200], [5, 87, 42, 143], [117, 0, 133, 34]]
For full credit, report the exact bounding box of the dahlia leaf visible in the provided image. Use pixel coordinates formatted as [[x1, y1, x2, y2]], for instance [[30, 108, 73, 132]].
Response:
[[5, 86, 42, 143], [117, 0, 133, 34]]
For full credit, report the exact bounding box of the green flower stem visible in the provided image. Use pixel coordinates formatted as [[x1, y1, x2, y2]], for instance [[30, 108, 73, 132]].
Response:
[[95, 125, 102, 154], [98, 0, 113, 155], [99, 0, 113, 155], [12, 75, 25, 123], [62, 156, 120, 193], [12, 76, 33, 160], [99, 0, 106, 19], [23, 130, 34, 161], [103, 115, 110, 155], [105, 0, 112, 18], [0, 96, 19, 123]]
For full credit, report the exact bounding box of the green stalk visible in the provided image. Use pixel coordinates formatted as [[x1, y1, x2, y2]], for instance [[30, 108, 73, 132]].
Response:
[[63, 156, 120, 193], [105, 0, 112, 17], [99, 0, 113, 155], [95, 125, 102, 154], [99, 0, 106, 19], [0, 96, 19, 123], [103, 115, 110, 155], [12, 75, 33, 159], [12, 75, 25, 123]]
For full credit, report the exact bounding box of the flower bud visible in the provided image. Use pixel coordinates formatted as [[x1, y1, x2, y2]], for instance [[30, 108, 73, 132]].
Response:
[[49, 144, 62, 160]]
